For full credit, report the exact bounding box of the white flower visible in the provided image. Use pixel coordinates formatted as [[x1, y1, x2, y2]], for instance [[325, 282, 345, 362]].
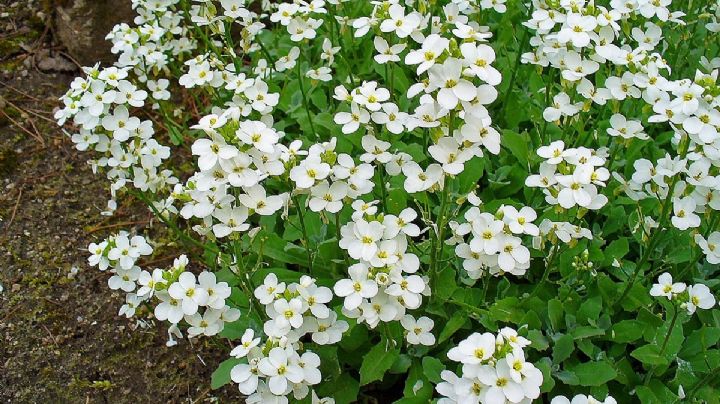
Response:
[[334, 102, 370, 134], [290, 157, 331, 188], [192, 136, 239, 171], [502, 206, 539, 236], [460, 43, 501, 85], [400, 315, 436, 346], [557, 13, 597, 48], [296, 351, 322, 385], [477, 361, 526, 403], [497, 236, 531, 273], [342, 220, 384, 260], [308, 312, 349, 345], [333, 263, 378, 310], [607, 114, 647, 140], [671, 197, 701, 230], [308, 181, 348, 213], [298, 283, 333, 318], [154, 294, 185, 324], [447, 332, 496, 364], [108, 266, 141, 292], [198, 271, 231, 309], [230, 329, 261, 358], [556, 168, 594, 209], [307, 67, 333, 82], [320, 38, 340, 64], [383, 208, 421, 238], [650, 272, 686, 299], [236, 120, 279, 153], [238, 185, 285, 216], [212, 206, 250, 237], [370, 103, 407, 134], [273, 297, 305, 329], [696, 232, 720, 264], [543, 92, 581, 122], [186, 309, 223, 336], [168, 272, 209, 315], [685, 284, 716, 314], [231, 362, 260, 395], [380, 4, 420, 38], [258, 347, 304, 395], [373, 37, 406, 64], [385, 274, 425, 308], [101, 106, 140, 141], [405, 34, 449, 74], [137, 268, 165, 297], [118, 293, 143, 318], [428, 58, 477, 110], [276, 47, 300, 71], [537, 140, 566, 164], [254, 273, 286, 305], [429, 137, 473, 175]]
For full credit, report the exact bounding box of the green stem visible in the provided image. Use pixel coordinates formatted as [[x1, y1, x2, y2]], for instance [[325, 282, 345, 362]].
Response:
[[132, 190, 218, 256], [644, 307, 679, 384], [530, 242, 561, 297], [677, 213, 720, 279], [292, 195, 314, 273], [500, 23, 529, 125], [296, 52, 318, 140], [616, 181, 681, 305]]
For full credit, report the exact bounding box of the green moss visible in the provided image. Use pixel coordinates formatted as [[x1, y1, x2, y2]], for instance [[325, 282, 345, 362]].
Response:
[[0, 146, 18, 176]]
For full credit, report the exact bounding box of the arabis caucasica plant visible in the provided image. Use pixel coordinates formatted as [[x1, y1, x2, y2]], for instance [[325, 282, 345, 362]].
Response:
[[57, 0, 720, 402]]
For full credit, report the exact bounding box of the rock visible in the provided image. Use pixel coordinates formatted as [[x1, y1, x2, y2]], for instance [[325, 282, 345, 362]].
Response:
[[35, 49, 76, 72], [53, 0, 135, 66]]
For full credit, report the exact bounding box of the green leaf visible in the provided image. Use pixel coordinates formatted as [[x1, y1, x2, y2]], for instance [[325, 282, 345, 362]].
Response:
[[577, 295, 603, 324], [527, 329, 550, 351], [435, 267, 458, 300], [611, 320, 645, 343], [631, 345, 669, 366], [636, 380, 677, 404], [502, 129, 530, 167], [536, 357, 556, 393], [422, 357, 445, 384], [547, 298, 564, 330], [457, 157, 485, 194], [680, 327, 720, 357], [387, 187, 408, 215], [602, 238, 629, 267], [317, 373, 359, 404], [399, 361, 433, 403], [211, 358, 241, 389], [489, 297, 525, 324], [251, 267, 304, 285], [553, 334, 575, 364], [359, 337, 400, 385], [437, 311, 468, 343], [261, 233, 308, 266], [567, 361, 617, 386]]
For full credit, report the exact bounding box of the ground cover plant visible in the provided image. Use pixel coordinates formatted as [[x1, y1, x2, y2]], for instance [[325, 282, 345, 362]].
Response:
[[54, 0, 720, 402]]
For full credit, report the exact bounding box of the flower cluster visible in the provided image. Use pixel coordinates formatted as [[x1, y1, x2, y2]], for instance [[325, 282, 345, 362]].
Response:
[[335, 203, 429, 329], [88, 232, 239, 345], [523, 0, 720, 235], [526, 141, 609, 211], [650, 272, 717, 315], [449, 199, 537, 278], [55, 65, 178, 213], [437, 328, 543, 403], [227, 274, 342, 402]]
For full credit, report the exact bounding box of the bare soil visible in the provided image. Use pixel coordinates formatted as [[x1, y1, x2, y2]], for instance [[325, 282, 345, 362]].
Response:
[[0, 1, 239, 402]]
